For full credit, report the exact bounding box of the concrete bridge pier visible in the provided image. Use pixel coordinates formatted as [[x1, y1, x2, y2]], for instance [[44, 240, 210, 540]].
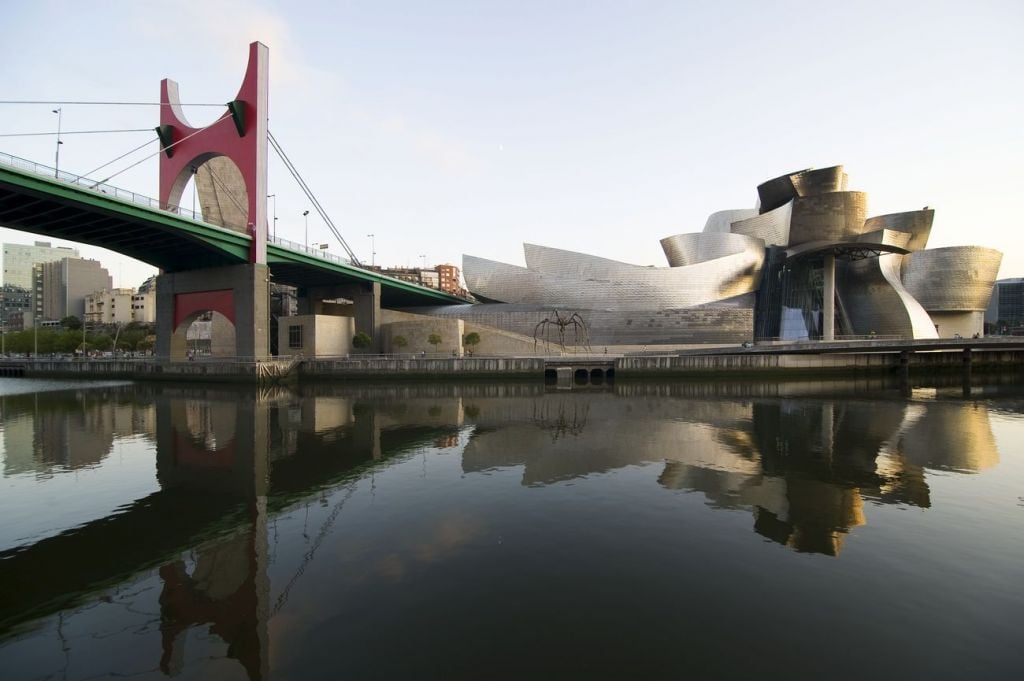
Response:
[[154, 393, 270, 678], [297, 282, 381, 352], [156, 263, 270, 360]]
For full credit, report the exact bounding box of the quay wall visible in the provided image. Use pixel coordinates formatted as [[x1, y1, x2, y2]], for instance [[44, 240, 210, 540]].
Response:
[[0, 359, 295, 383], [300, 357, 544, 380], [1, 348, 1020, 383], [616, 350, 1024, 377]]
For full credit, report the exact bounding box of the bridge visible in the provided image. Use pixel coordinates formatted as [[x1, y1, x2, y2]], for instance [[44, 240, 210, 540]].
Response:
[[0, 42, 467, 360], [0, 152, 464, 307]]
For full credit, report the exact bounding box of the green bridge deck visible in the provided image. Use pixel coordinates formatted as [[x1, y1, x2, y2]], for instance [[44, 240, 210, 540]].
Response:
[[0, 154, 464, 308]]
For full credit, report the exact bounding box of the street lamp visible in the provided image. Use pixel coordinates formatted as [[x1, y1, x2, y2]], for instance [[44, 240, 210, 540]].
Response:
[[367, 234, 376, 267], [303, 210, 310, 249], [419, 254, 427, 269], [52, 108, 63, 178], [268, 194, 278, 240]]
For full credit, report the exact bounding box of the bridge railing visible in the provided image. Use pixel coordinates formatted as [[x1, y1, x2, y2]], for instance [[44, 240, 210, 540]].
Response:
[[754, 334, 905, 343], [0, 150, 208, 223], [269, 235, 353, 266], [3, 150, 458, 295], [0, 151, 384, 270]]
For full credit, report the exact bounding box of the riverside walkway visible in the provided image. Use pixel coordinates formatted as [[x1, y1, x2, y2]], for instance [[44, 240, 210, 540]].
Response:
[[2, 338, 1022, 383]]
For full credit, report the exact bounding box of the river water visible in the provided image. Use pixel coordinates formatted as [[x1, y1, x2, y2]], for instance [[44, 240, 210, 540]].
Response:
[[0, 376, 1021, 680]]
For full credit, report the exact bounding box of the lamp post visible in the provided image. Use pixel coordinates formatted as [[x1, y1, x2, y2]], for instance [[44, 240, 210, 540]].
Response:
[[367, 234, 376, 267], [268, 194, 278, 240], [419, 254, 427, 269], [303, 210, 310, 250], [52, 108, 63, 178]]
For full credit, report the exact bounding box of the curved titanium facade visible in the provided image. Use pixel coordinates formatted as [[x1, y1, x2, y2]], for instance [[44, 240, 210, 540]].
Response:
[[730, 201, 792, 246], [756, 169, 807, 214], [407, 302, 754, 345], [659, 233, 765, 268], [856, 229, 913, 251], [755, 166, 847, 214], [449, 162, 1002, 345], [702, 208, 758, 234], [838, 253, 939, 339], [863, 209, 933, 252], [790, 166, 848, 198], [788, 192, 869, 246], [901, 246, 1003, 311], [523, 243, 651, 279], [464, 245, 764, 311]]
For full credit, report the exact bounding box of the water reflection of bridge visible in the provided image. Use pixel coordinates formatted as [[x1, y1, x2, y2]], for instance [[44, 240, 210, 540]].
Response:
[[0, 385, 462, 678], [0, 379, 1007, 678]]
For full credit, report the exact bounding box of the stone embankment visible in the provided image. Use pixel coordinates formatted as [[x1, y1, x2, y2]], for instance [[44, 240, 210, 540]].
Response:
[[616, 349, 1024, 378], [300, 357, 543, 380], [2, 342, 1021, 383]]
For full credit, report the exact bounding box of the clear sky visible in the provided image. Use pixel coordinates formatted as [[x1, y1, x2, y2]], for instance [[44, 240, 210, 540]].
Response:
[[1, 0, 1022, 287]]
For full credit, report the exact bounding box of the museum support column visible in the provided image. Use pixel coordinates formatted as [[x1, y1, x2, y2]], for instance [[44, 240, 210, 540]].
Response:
[[823, 253, 836, 341]]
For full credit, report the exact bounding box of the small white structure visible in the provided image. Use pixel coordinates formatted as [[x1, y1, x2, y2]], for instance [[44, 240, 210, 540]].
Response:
[[277, 315, 354, 357]]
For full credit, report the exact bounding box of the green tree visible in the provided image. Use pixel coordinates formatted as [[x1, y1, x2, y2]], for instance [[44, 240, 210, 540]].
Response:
[[119, 329, 145, 351], [392, 335, 408, 353], [60, 316, 82, 330], [5, 330, 32, 354], [38, 329, 64, 354], [91, 332, 113, 351], [428, 333, 442, 353], [463, 332, 480, 356], [352, 332, 373, 350]]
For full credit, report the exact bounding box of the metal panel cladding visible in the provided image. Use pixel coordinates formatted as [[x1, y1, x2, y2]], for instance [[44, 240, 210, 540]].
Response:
[[838, 253, 939, 339], [731, 201, 793, 247], [702, 208, 759, 234], [464, 241, 765, 311], [863, 209, 934, 252], [659, 233, 765, 268], [788, 192, 869, 246], [902, 246, 1003, 311]]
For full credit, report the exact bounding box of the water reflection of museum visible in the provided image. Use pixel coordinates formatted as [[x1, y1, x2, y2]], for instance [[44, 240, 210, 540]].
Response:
[[0, 386, 1003, 679], [459, 390, 999, 556], [3, 386, 998, 560]]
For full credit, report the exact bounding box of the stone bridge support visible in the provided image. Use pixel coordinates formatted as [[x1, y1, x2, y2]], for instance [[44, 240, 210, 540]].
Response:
[[156, 263, 270, 360], [297, 282, 380, 352], [154, 392, 270, 678]]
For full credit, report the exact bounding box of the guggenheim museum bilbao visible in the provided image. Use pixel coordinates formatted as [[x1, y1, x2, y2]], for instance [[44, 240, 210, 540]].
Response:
[[420, 165, 1003, 346]]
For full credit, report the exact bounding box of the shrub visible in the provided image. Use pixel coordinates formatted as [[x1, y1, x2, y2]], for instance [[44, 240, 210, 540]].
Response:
[[463, 332, 480, 355], [352, 332, 373, 349]]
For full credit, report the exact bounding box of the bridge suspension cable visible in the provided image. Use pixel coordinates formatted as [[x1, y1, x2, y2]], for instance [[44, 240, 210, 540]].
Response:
[[268, 130, 362, 266], [88, 113, 232, 188], [82, 137, 159, 178], [270, 482, 358, 617], [0, 128, 155, 138], [204, 162, 248, 216], [0, 99, 225, 107]]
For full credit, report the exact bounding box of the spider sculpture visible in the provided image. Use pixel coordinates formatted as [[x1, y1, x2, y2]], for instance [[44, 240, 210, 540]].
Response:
[[534, 310, 592, 353]]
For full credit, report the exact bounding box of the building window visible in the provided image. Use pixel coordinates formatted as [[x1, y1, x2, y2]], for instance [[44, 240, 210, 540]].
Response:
[[288, 324, 303, 349]]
